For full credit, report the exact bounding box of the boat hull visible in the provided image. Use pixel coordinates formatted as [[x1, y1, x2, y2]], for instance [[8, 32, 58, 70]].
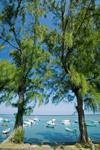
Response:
[[46, 125, 54, 128], [2, 128, 10, 134], [2, 123, 8, 126], [86, 124, 96, 127], [66, 128, 77, 133], [91, 121, 98, 123]]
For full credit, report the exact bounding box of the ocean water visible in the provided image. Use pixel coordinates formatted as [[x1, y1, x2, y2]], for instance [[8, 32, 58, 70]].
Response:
[[0, 114, 100, 145]]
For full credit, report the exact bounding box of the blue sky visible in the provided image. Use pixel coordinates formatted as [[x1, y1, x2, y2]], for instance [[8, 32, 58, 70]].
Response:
[[0, 1, 100, 115], [0, 100, 76, 115], [0, 98, 97, 115]]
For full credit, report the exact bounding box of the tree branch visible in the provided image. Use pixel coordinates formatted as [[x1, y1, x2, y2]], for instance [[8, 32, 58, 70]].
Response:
[[0, 36, 18, 50], [11, 0, 22, 53], [73, 1, 91, 39]]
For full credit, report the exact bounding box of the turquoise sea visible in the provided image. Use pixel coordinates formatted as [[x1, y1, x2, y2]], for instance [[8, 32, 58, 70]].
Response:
[[0, 114, 100, 145]]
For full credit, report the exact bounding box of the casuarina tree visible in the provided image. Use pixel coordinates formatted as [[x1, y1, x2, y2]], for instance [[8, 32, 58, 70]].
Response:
[[43, 0, 100, 144], [0, 0, 49, 143]]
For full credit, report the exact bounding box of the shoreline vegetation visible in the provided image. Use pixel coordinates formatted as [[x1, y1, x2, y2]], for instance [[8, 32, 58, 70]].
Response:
[[0, 142, 100, 150]]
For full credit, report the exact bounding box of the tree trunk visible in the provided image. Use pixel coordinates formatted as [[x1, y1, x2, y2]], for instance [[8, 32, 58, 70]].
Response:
[[2, 87, 24, 143], [75, 89, 91, 144]]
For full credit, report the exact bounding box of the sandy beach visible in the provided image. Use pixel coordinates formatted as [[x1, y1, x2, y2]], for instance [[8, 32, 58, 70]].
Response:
[[0, 142, 100, 150]]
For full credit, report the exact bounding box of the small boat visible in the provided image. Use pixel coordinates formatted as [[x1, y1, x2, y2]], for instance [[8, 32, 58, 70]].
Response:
[[26, 119, 35, 124], [62, 119, 71, 125], [47, 122, 57, 126], [62, 119, 70, 122], [47, 119, 57, 126], [91, 121, 98, 123], [3, 119, 10, 122], [2, 123, 8, 126], [29, 120, 35, 124], [75, 120, 78, 123], [24, 121, 31, 125], [98, 121, 100, 123], [62, 122, 71, 125], [46, 125, 55, 128], [2, 128, 10, 134], [86, 124, 96, 127], [66, 127, 77, 133], [33, 117, 40, 121]]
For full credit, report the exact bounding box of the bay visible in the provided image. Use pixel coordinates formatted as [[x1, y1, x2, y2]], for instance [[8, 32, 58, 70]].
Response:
[[0, 114, 100, 145]]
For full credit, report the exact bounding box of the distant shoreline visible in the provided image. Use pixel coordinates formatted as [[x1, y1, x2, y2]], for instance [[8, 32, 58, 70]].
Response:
[[0, 114, 100, 116]]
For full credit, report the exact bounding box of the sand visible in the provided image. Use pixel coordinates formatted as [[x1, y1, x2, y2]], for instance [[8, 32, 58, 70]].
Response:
[[0, 142, 100, 150]]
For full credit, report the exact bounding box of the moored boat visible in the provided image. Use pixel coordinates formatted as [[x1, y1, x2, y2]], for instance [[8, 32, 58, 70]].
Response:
[[33, 117, 40, 121], [47, 119, 57, 126], [86, 124, 96, 127], [24, 121, 31, 125], [66, 127, 77, 133], [2, 123, 8, 126], [3, 119, 10, 122], [47, 122, 57, 126], [75, 120, 78, 123], [62, 119, 71, 125], [46, 125, 55, 128], [2, 128, 10, 134], [91, 121, 98, 123], [26, 119, 35, 124]]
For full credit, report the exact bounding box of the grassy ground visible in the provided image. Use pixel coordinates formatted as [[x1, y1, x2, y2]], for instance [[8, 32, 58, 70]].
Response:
[[0, 142, 100, 150]]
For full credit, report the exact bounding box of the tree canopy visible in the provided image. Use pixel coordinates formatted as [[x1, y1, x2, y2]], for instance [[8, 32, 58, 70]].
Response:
[[0, 0, 50, 115], [42, 0, 100, 143], [0, 0, 50, 143], [43, 0, 100, 111]]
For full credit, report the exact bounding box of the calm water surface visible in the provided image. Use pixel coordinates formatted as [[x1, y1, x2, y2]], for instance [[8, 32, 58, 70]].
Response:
[[0, 115, 100, 145]]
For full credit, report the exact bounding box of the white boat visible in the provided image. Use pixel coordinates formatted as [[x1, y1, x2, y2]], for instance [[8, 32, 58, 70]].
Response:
[[62, 119, 71, 125], [62, 122, 71, 125], [24, 121, 31, 125], [66, 127, 77, 133], [33, 117, 40, 121], [2, 128, 10, 134], [62, 119, 70, 122], [27, 119, 35, 124], [46, 125, 55, 128], [47, 119, 57, 126], [47, 122, 57, 126], [91, 121, 98, 123]]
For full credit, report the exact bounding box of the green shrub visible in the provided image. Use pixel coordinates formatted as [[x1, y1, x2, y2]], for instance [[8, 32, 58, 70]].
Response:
[[12, 129, 25, 144]]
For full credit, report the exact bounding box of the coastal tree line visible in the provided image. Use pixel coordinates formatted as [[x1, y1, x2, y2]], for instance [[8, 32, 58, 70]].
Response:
[[0, 0, 100, 146]]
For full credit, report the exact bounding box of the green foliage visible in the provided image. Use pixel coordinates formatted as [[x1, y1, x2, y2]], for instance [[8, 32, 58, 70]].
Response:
[[43, 0, 100, 113], [0, 0, 100, 117], [0, 59, 16, 104], [0, 0, 51, 118], [12, 129, 25, 144]]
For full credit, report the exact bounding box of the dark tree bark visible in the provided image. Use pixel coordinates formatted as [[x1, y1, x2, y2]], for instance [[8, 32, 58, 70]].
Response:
[[15, 87, 24, 128], [74, 88, 91, 143], [2, 87, 24, 143]]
